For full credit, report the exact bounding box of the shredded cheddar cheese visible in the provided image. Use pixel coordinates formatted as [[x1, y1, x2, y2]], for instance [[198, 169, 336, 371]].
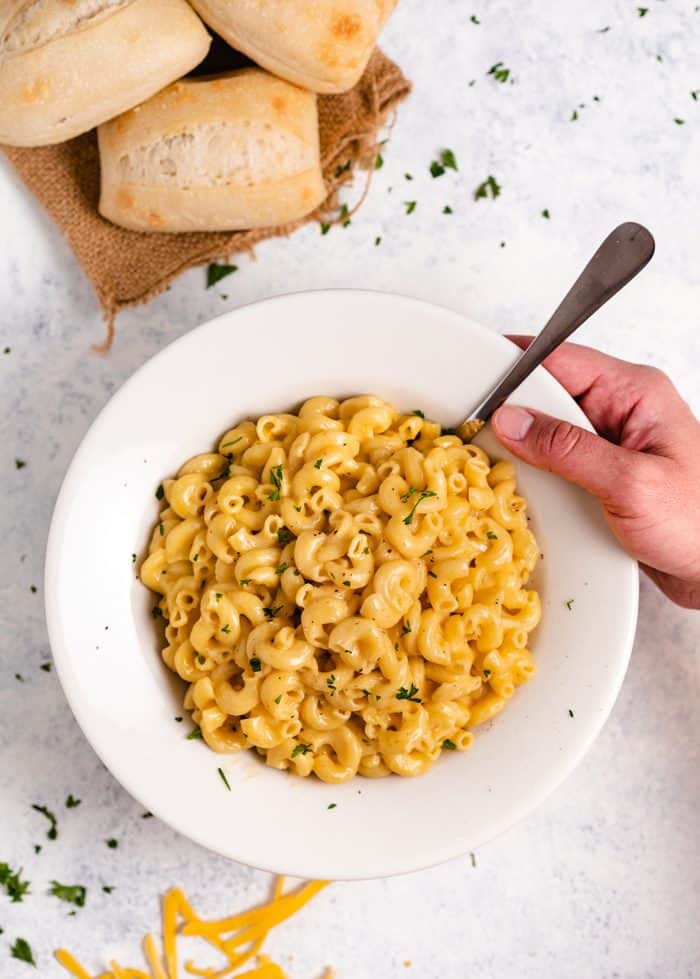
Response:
[[55, 877, 330, 979]]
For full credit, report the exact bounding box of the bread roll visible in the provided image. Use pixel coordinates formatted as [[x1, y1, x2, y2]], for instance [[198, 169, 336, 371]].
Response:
[[98, 69, 327, 233], [188, 0, 398, 94], [0, 0, 211, 146]]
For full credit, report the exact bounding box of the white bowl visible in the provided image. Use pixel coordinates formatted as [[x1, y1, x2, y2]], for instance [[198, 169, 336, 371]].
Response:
[[45, 291, 638, 880]]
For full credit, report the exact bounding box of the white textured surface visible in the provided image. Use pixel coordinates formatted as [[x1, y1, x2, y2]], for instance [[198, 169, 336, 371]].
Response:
[[0, 0, 699, 976]]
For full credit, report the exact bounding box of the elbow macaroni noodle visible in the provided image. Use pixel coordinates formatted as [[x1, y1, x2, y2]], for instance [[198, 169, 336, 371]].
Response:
[[140, 396, 541, 784]]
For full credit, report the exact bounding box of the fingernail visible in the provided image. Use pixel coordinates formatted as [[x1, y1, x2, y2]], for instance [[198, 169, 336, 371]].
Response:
[[494, 406, 535, 440]]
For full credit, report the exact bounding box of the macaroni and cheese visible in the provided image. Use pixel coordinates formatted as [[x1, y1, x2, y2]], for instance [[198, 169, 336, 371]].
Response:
[[140, 396, 541, 783]]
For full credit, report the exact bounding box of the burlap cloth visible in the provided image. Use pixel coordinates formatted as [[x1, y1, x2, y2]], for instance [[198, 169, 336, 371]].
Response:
[[2, 49, 410, 348]]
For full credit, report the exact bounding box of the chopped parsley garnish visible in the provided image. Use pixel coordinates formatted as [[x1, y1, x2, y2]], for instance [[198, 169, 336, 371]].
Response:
[[342, 580, 351, 587], [217, 767, 232, 791], [0, 864, 30, 903], [340, 203, 351, 227], [442, 149, 458, 170], [221, 436, 242, 450], [405, 172, 414, 181], [335, 160, 351, 177], [403, 489, 437, 525], [294, 504, 302, 512], [106, 838, 118, 849], [291, 744, 311, 758], [158, 522, 164, 537], [206, 263, 238, 288], [422, 549, 433, 557], [430, 161, 445, 178], [571, 109, 579, 121], [401, 622, 412, 635], [565, 599, 574, 610], [443, 205, 453, 214], [486, 531, 498, 540], [15, 458, 27, 470], [187, 726, 203, 740], [314, 458, 323, 469], [327, 674, 337, 695], [483, 669, 491, 678], [404, 200, 417, 215], [541, 208, 551, 219], [375, 236, 382, 246], [470, 852, 477, 868], [396, 684, 422, 703], [215, 593, 222, 602], [277, 527, 293, 545], [131, 553, 137, 563], [155, 484, 164, 500], [65, 795, 81, 809], [49, 881, 86, 908], [402, 486, 419, 502], [569, 708, 575, 717], [674, 118, 685, 125], [375, 153, 384, 169], [320, 222, 330, 237], [192, 553, 199, 562], [274, 694, 282, 705], [102, 885, 115, 893], [239, 578, 251, 586], [442, 739, 457, 750], [275, 563, 288, 575], [474, 175, 501, 200], [268, 464, 284, 501], [263, 606, 283, 619], [470, 14, 480, 24], [10, 938, 35, 966], [250, 657, 262, 673], [488, 62, 510, 83], [327, 803, 337, 810], [638, 6, 648, 16], [31, 804, 57, 840], [428, 570, 437, 578], [221, 624, 231, 634], [412, 409, 425, 418], [40, 663, 51, 672]]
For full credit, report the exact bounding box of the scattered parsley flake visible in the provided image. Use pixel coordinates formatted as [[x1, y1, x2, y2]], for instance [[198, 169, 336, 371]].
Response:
[[470, 852, 477, 868], [217, 768, 232, 791], [31, 804, 57, 840], [155, 484, 164, 500], [221, 436, 243, 450], [375, 153, 384, 169], [340, 203, 351, 228], [335, 160, 351, 178], [443, 739, 457, 750], [277, 527, 293, 545], [15, 459, 26, 470], [268, 464, 283, 501], [291, 744, 311, 758], [327, 803, 337, 810], [470, 14, 480, 24], [221, 624, 231, 634], [49, 881, 86, 908], [569, 708, 575, 717], [403, 489, 437, 525], [239, 578, 251, 586], [158, 522, 164, 537], [474, 175, 501, 200], [131, 553, 137, 563], [483, 669, 491, 678], [0, 864, 30, 903], [40, 663, 51, 672], [314, 458, 323, 469], [488, 62, 510, 83], [275, 563, 288, 576], [443, 205, 453, 214], [250, 657, 262, 673], [102, 886, 115, 894], [541, 208, 551, 219], [65, 795, 81, 809], [396, 684, 422, 703], [405, 172, 414, 181], [430, 161, 445, 178], [441, 148, 458, 171], [10, 938, 35, 966], [402, 622, 412, 635], [571, 109, 579, 121], [674, 118, 685, 125], [263, 606, 283, 619], [105, 838, 118, 849], [274, 694, 282, 705], [327, 674, 337, 695], [151, 605, 163, 619], [404, 200, 417, 215], [638, 6, 648, 16], [565, 599, 574, 610], [486, 531, 498, 540], [206, 263, 238, 288], [374, 236, 382, 246], [187, 726, 203, 740], [428, 570, 438, 578], [412, 409, 425, 418], [342, 580, 351, 587]]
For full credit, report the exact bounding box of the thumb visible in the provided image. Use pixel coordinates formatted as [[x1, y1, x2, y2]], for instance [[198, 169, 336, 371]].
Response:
[[492, 405, 638, 503]]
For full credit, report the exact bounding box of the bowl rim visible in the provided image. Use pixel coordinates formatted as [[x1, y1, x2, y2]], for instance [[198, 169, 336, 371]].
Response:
[[44, 288, 639, 879]]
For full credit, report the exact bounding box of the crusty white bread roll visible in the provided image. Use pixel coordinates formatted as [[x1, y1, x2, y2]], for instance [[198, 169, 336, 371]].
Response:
[[97, 69, 327, 233], [0, 0, 211, 147], [188, 0, 398, 94]]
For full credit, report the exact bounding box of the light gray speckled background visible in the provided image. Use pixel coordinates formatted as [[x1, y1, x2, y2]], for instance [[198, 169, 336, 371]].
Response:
[[1, 1, 699, 977]]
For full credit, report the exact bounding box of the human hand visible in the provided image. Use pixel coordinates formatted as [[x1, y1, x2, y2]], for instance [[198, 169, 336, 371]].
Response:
[[491, 337, 700, 609]]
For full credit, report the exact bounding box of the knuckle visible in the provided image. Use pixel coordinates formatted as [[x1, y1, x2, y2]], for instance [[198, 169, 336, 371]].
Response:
[[535, 420, 585, 463], [638, 364, 672, 393]]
